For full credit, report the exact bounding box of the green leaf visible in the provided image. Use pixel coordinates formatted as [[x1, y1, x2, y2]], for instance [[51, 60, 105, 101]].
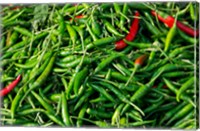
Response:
[[32, 4, 49, 30]]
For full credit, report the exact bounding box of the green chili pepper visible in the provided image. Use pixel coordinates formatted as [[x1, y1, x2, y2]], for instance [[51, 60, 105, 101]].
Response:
[[111, 103, 124, 126], [61, 92, 71, 126], [1, 3, 197, 128], [17, 108, 45, 116], [166, 103, 194, 126], [102, 102, 117, 108], [86, 23, 98, 41], [3, 19, 31, 27], [76, 103, 88, 127], [86, 37, 116, 50], [64, 4, 85, 15], [176, 77, 195, 102], [99, 82, 144, 116], [19, 53, 56, 104], [4, 118, 33, 125], [31, 91, 55, 114], [159, 101, 187, 125], [144, 99, 165, 113], [121, 84, 150, 115], [57, 11, 65, 36], [59, 55, 78, 63], [3, 9, 25, 24], [66, 24, 77, 50], [119, 3, 128, 29], [143, 20, 165, 42], [172, 111, 194, 127], [91, 21, 101, 36], [44, 111, 65, 127], [43, 83, 54, 94], [149, 63, 184, 85], [169, 45, 194, 58], [73, 67, 89, 95], [14, 60, 37, 69], [49, 93, 61, 102], [56, 56, 93, 68], [128, 120, 155, 127], [3, 10, 16, 21], [86, 108, 113, 118], [105, 69, 112, 80], [73, 25, 85, 50], [113, 3, 121, 14], [33, 31, 49, 41], [94, 53, 122, 74], [177, 29, 196, 44], [29, 52, 53, 81], [89, 95, 108, 103], [66, 55, 92, 99], [164, 23, 177, 52], [118, 83, 140, 92], [104, 20, 124, 37], [74, 88, 93, 111], [71, 116, 110, 127], [65, 73, 76, 99], [109, 71, 138, 82], [190, 3, 197, 21], [162, 71, 192, 78], [13, 26, 33, 37], [173, 118, 195, 129], [88, 83, 116, 103], [126, 112, 143, 122], [129, 3, 150, 10], [5, 39, 28, 52], [130, 109, 143, 119], [8, 31, 19, 46]]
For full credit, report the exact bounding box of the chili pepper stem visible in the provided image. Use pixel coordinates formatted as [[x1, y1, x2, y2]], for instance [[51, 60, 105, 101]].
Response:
[[125, 64, 139, 86]]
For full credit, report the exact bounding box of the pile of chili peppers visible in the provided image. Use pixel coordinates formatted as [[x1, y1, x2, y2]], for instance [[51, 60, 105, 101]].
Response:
[[0, 2, 198, 129]]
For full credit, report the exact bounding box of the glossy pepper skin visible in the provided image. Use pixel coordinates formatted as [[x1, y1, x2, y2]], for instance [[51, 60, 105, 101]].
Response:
[[115, 11, 140, 50], [0, 75, 22, 97], [151, 10, 199, 37], [125, 11, 140, 41]]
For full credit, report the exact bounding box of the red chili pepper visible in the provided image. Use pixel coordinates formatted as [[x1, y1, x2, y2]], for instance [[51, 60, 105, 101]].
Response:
[[152, 85, 157, 88], [5, 4, 22, 10], [11, 6, 22, 10], [163, 85, 168, 89], [125, 54, 147, 86], [115, 40, 127, 50], [151, 10, 199, 37], [126, 11, 140, 41], [134, 54, 147, 66], [151, 11, 174, 28], [176, 21, 199, 37], [69, 15, 85, 21], [115, 11, 140, 50], [0, 75, 22, 97]]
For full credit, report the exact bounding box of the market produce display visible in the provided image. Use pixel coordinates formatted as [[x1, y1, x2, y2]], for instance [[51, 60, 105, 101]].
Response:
[[0, 2, 199, 129]]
